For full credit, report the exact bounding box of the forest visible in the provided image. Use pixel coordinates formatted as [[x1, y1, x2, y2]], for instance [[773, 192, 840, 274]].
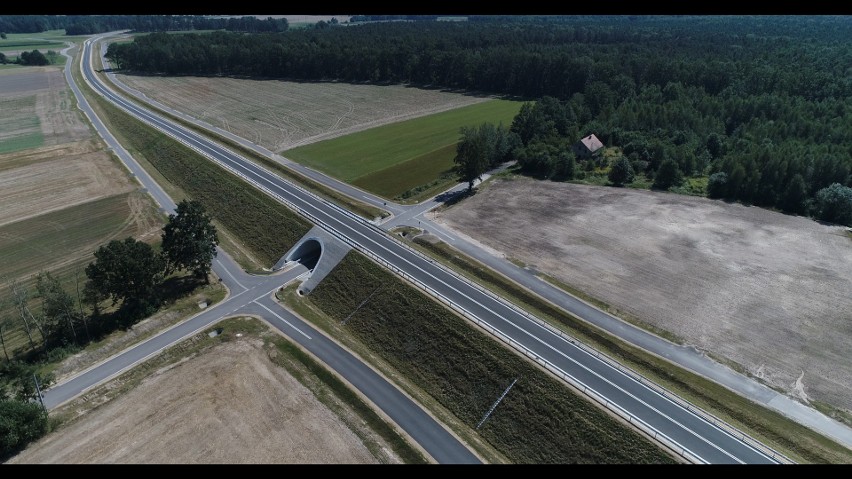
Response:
[[104, 16, 852, 224], [0, 15, 289, 35]]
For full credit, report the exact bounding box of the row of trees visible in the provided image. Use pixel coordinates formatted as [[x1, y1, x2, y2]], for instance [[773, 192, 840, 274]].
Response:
[[0, 15, 289, 35], [0, 49, 52, 66], [105, 17, 852, 101], [0, 201, 219, 457], [2, 200, 218, 358]]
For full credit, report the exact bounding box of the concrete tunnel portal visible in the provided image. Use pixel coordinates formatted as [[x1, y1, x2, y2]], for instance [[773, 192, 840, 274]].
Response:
[[286, 238, 322, 271], [277, 227, 351, 296]]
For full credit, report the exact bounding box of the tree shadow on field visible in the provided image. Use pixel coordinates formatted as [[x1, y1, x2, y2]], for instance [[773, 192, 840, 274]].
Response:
[[436, 188, 475, 207], [158, 274, 206, 306]]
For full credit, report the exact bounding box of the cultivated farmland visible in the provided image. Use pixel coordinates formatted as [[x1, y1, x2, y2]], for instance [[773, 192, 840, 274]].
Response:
[[431, 176, 852, 416], [115, 74, 491, 152], [284, 100, 523, 199], [0, 60, 164, 356], [0, 67, 89, 153]]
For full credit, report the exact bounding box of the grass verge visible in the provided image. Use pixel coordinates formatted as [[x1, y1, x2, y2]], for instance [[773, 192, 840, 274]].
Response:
[[287, 251, 676, 464], [76, 59, 312, 269]]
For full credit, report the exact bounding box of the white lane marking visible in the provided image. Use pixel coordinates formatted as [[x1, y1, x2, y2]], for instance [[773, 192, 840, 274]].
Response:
[[85, 43, 762, 463], [218, 262, 247, 291], [254, 301, 312, 340], [252, 285, 283, 303]]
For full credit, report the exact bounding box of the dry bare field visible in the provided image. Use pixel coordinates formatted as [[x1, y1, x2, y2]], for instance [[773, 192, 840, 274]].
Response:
[[117, 74, 490, 152], [0, 141, 135, 227], [431, 177, 852, 413], [0, 67, 90, 151], [9, 333, 398, 464]]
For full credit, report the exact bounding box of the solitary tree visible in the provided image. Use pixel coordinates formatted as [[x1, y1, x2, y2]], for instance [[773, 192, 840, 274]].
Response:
[[161, 200, 219, 281], [85, 238, 165, 312], [608, 156, 634, 186], [8, 279, 41, 353], [454, 126, 489, 192]]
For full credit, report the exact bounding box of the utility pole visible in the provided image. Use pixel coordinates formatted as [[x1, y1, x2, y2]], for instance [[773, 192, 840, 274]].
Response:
[[32, 373, 47, 414]]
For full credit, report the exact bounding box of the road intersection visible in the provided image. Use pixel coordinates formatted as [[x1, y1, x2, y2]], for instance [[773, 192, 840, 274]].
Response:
[[43, 31, 847, 464]]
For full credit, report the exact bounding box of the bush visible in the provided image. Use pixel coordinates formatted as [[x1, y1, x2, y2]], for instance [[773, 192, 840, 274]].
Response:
[[0, 399, 48, 459], [652, 158, 684, 190], [607, 157, 634, 186], [707, 171, 728, 199], [814, 183, 852, 226]]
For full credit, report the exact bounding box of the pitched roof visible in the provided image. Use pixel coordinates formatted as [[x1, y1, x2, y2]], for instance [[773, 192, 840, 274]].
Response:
[[579, 134, 604, 152]]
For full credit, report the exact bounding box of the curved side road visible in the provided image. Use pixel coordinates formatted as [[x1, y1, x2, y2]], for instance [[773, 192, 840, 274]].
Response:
[[46, 40, 481, 465], [86, 33, 778, 464]]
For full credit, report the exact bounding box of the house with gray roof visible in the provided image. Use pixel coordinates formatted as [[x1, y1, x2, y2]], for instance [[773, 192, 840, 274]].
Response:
[[572, 134, 604, 158]]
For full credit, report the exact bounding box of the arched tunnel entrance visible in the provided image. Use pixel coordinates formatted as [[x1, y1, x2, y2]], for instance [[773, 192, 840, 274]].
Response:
[[286, 238, 322, 271]]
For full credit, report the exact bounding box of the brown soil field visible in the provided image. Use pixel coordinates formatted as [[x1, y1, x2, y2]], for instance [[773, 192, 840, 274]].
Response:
[[431, 177, 852, 413], [9, 333, 398, 464], [117, 74, 490, 152], [0, 140, 135, 227]]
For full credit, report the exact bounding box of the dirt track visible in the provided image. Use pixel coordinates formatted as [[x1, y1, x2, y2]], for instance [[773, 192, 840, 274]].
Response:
[[432, 177, 852, 412]]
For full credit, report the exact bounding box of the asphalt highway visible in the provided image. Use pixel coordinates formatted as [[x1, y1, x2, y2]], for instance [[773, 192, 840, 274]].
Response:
[[77, 34, 783, 464], [45, 40, 481, 465]]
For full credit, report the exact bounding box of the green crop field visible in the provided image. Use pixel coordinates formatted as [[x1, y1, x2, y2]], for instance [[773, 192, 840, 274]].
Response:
[[283, 99, 522, 199], [0, 40, 64, 53]]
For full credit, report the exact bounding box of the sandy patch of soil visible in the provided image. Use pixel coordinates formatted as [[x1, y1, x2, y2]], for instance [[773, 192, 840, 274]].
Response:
[[9, 335, 392, 464], [117, 74, 490, 152], [431, 177, 852, 411]]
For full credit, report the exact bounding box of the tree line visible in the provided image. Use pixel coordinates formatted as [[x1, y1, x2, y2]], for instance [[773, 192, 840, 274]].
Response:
[[104, 17, 852, 223], [0, 15, 288, 36], [0, 49, 54, 66], [0, 200, 218, 458]]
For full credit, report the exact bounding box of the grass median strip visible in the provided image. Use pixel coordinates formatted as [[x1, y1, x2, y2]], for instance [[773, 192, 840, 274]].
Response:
[[82, 76, 312, 269], [294, 251, 676, 464]]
